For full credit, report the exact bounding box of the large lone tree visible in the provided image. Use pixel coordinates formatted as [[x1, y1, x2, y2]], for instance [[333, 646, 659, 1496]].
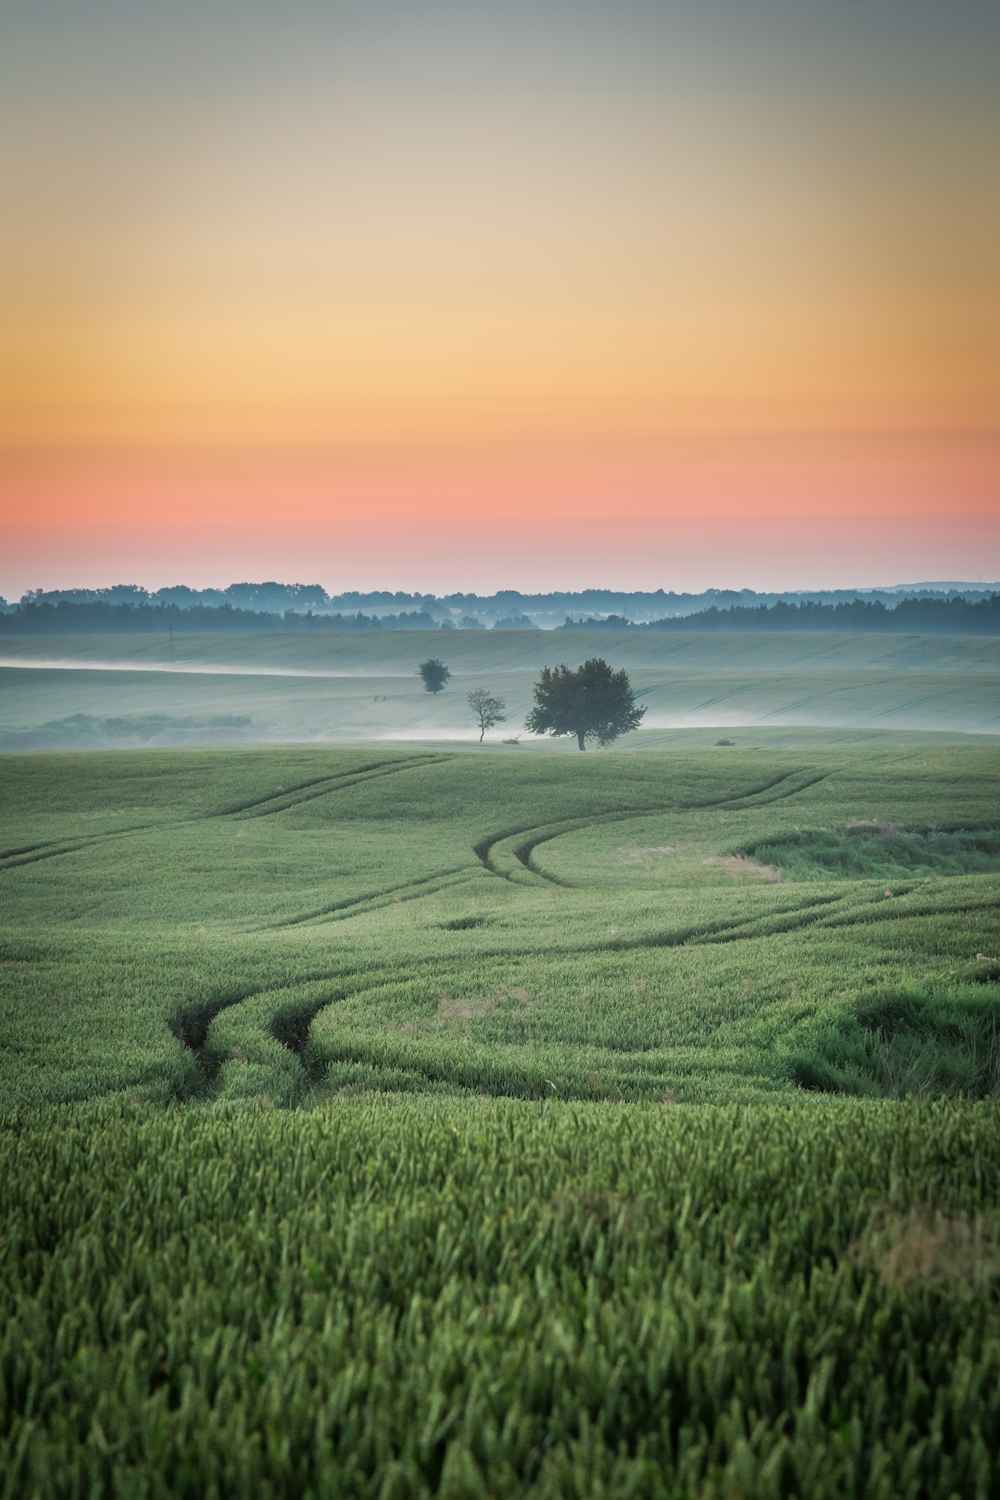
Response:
[[525, 657, 645, 750]]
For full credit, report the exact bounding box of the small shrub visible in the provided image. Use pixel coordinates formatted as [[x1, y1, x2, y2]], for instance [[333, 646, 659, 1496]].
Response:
[[417, 659, 451, 693], [787, 984, 1000, 1099], [747, 825, 1000, 880]]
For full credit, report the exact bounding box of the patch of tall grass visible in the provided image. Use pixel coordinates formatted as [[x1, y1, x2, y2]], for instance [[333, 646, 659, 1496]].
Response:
[[786, 982, 1000, 1098], [748, 824, 1000, 880]]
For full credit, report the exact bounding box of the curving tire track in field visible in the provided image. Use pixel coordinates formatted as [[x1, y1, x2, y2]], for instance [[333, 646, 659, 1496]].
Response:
[[683, 769, 832, 811], [211, 758, 417, 818], [294, 886, 997, 1078], [0, 754, 453, 874], [0, 835, 111, 871], [292, 887, 999, 1098], [599, 890, 1000, 955], [1, 762, 829, 877], [158, 757, 993, 1085], [169, 879, 998, 1096], [214, 754, 452, 820], [1, 837, 77, 860], [170, 964, 381, 1081], [174, 955, 470, 1092], [475, 768, 833, 885], [267, 867, 480, 928]]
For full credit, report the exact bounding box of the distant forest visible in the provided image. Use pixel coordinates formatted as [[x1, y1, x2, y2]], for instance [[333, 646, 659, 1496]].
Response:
[[0, 602, 442, 636], [566, 595, 1000, 636], [1, 587, 998, 636]]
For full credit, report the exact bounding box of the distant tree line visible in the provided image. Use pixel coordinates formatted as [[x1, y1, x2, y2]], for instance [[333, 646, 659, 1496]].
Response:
[[6, 580, 999, 633], [2, 591, 997, 636], [0, 602, 441, 636], [560, 594, 1000, 637]]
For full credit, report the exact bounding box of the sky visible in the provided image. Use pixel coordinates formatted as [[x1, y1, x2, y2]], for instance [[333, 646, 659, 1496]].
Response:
[[1, 0, 998, 599]]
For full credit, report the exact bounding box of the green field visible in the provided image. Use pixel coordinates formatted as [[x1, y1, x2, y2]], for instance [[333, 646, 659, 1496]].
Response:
[[2, 628, 999, 749], [3, 733, 1000, 1496], [4, 742, 999, 1108]]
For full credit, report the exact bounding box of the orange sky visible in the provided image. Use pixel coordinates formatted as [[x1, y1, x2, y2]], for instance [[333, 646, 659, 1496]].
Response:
[[1, 1, 998, 596]]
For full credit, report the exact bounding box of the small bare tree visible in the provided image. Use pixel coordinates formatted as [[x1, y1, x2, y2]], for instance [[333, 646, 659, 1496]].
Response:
[[466, 688, 507, 742]]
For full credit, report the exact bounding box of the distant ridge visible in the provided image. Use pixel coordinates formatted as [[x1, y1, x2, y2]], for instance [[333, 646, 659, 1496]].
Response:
[[3, 579, 999, 626], [876, 581, 1000, 592], [1, 584, 998, 636]]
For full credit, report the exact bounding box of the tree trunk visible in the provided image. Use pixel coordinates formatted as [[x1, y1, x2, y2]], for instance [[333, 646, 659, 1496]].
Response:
[[577, 730, 586, 750]]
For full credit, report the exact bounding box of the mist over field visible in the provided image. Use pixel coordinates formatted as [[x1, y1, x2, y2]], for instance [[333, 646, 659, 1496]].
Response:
[[2, 628, 998, 751]]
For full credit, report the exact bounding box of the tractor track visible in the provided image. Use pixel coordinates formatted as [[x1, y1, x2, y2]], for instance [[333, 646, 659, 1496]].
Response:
[[475, 768, 833, 884], [215, 754, 452, 819], [267, 867, 478, 928], [168, 881, 999, 1094], [0, 753, 452, 874]]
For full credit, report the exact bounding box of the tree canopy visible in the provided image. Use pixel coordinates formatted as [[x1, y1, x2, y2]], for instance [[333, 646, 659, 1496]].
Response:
[[466, 689, 506, 742], [417, 659, 451, 693], [524, 658, 645, 750]]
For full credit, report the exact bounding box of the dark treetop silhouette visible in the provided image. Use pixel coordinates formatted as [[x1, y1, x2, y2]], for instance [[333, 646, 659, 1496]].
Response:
[[417, 659, 451, 693], [525, 658, 645, 750]]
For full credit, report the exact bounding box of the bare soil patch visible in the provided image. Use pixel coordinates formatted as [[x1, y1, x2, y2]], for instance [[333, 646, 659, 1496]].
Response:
[[847, 1209, 1000, 1295], [702, 854, 783, 882], [436, 994, 498, 1025]]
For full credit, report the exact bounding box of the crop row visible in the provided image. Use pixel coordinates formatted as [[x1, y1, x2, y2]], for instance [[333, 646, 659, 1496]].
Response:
[[3, 1096, 1000, 1497]]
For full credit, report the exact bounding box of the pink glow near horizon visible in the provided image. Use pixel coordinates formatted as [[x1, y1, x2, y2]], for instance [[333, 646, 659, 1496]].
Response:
[[3, 436, 997, 599]]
